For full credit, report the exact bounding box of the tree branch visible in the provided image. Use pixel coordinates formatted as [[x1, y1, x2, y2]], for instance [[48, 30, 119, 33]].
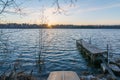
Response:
[[0, 0, 77, 15]]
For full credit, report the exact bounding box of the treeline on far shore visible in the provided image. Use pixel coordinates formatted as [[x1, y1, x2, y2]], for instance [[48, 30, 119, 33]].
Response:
[[0, 23, 120, 29]]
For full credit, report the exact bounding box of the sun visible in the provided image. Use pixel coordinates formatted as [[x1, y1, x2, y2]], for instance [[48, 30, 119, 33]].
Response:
[[47, 23, 52, 28]]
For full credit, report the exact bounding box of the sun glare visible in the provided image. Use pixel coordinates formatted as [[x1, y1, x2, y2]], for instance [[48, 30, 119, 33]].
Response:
[[47, 24, 52, 28]]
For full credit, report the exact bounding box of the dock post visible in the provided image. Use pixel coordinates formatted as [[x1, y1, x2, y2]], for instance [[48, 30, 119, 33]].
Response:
[[90, 54, 93, 63], [90, 54, 95, 64], [80, 39, 83, 54]]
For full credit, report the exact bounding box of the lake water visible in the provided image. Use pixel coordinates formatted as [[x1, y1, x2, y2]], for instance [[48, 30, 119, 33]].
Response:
[[0, 29, 120, 79]]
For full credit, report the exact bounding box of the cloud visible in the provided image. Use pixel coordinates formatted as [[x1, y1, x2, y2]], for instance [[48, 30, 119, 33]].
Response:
[[77, 3, 120, 13]]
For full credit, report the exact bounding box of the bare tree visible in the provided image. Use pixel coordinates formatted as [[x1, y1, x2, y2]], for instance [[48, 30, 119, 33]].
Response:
[[52, 0, 77, 13], [36, 7, 48, 73], [0, 29, 10, 53], [0, 0, 22, 14]]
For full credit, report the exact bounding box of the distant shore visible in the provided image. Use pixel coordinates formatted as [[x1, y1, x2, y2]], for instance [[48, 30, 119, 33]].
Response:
[[0, 23, 120, 29]]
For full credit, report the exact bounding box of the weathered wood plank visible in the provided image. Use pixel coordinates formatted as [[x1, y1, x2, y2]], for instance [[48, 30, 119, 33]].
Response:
[[47, 71, 80, 80], [101, 59, 117, 80], [109, 64, 120, 72], [77, 39, 107, 55]]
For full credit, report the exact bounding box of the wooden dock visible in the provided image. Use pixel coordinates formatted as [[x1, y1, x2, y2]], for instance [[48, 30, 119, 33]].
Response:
[[47, 71, 80, 80], [76, 39, 107, 63], [76, 39, 117, 80]]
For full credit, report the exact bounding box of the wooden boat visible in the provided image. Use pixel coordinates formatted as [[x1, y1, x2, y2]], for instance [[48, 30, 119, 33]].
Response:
[[47, 71, 80, 80]]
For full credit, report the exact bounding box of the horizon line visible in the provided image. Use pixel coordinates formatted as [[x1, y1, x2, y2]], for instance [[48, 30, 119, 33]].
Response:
[[1, 23, 120, 26]]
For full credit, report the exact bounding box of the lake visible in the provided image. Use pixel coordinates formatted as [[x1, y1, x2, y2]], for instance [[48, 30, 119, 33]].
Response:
[[0, 29, 120, 79]]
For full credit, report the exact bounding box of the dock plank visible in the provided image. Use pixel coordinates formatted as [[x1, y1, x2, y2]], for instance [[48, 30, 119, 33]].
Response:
[[101, 61, 117, 79], [77, 40, 107, 55], [47, 71, 80, 80]]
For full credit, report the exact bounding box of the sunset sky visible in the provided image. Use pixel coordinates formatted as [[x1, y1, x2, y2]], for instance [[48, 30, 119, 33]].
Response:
[[1, 0, 120, 25]]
